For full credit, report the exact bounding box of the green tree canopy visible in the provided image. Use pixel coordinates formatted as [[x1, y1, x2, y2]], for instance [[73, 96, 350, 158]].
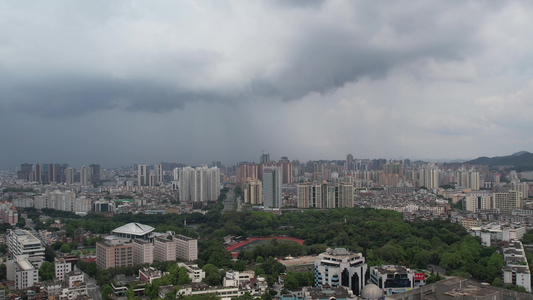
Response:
[[39, 261, 55, 281]]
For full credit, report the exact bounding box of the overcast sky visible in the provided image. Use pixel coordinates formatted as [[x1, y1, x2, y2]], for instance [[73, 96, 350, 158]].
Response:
[[2, 1, 533, 169]]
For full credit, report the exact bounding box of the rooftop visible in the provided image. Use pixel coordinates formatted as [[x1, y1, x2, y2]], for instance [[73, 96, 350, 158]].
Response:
[[373, 265, 412, 274], [17, 259, 34, 271], [112, 222, 155, 236], [443, 284, 499, 298], [324, 247, 352, 256]]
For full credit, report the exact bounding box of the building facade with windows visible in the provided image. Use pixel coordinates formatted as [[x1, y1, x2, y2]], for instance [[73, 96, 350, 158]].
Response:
[[314, 248, 367, 296], [174, 234, 198, 261]]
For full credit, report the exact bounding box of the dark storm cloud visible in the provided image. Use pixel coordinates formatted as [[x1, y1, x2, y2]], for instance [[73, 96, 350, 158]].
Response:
[[3, 76, 182, 117], [0, 1, 493, 118], [1, 73, 247, 118]]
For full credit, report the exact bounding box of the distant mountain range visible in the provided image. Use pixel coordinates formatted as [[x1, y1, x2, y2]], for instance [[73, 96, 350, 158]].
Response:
[[465, 151, 533, 171]]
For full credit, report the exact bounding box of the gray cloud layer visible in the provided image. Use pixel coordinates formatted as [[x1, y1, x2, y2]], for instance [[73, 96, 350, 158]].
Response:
[[0, 1, 497, 117], [1, 1, 533, 168]]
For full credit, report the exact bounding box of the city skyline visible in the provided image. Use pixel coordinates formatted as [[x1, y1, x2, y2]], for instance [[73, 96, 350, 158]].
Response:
[[5, 151, 531, 171], [2, 1, 533, 170]]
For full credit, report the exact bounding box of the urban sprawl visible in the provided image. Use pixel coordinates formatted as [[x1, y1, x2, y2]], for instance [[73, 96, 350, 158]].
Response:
[[1, 152, 533, 300]]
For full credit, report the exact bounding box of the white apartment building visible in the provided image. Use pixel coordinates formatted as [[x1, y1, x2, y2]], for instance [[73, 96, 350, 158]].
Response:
[[6, 255, 39, 290], [223, 270, 255, 287], [66, 272, 84, 288], [55, 257, 72, 281], [7, 229, 45, 268], [178, 263, 206, 283], [502, 240, 531, 292], [179, 166, 221, 203]]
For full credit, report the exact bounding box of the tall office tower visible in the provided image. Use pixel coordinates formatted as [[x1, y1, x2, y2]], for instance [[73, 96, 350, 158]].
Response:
[[80, 165, 90, 187], [244, 177, 262, 205], [133, 239, 153, 265], [65, 167, 74, 185], [137, 164, 149, 186], [260, 151, 270, 164], [18, 163, 33, 181], [34, 164, 42, 183], [173, 167, 180, 181], [494, 191, 523, 214], [89, 164, 101, 184], [236, 163, 260, 185], [262, 166, 282, 208], [40, 164, 48, 182], [48, 163, 56, 183], [154, 237, 176, 262], [174, 234, 198, 261], [315, 248, 367, 296], [279, 157, 293, 184], [179, 166, 221, 203], [465, 192, 493, 212], [298, 183, 323, 208], [55, 164, 67, 183], [346, 154, 354, 172], [511, 182, 529, 200], [151, 164, 163, 186], [7, 229, 45, 268]]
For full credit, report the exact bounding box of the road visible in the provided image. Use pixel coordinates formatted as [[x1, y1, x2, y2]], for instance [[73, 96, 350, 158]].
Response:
[[21, 214, 36, 233], [75, 265, 102, 300], [223, 189, 236, 211]]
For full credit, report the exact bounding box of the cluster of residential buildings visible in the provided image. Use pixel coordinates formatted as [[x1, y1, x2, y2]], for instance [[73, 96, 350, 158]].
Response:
[[0, 201, 18, 225], [3, 153, 533, 219], [3, 154, 533, 298], [3, 228, 88, 299]]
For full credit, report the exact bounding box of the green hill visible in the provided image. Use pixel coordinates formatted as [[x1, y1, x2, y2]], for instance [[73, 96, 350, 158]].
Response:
[[466, 151, 533, 171]]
